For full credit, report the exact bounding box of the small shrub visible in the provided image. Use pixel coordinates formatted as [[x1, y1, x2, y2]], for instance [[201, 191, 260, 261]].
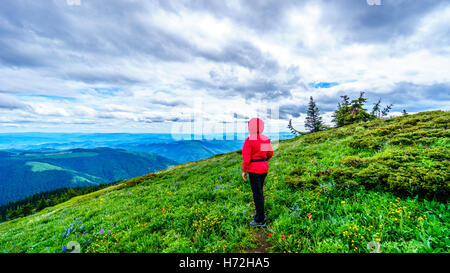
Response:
[[339, 156, 365, 168]]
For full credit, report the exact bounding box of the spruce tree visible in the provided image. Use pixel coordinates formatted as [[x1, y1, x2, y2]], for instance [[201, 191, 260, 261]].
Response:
[[305, 96, 324, 133], [381, 104, 393, 117], [345, 92, 371, 125], [332, 95, 350, 127], [371, 99, 382, 118]]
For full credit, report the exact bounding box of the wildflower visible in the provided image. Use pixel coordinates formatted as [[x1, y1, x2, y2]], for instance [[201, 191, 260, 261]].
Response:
[[282, 235, 286, 240], [62, 246, 67, 253], [99, 228, 105, 235], [268, 233, 272, 237], [243, 210, 245, 216], [307, 213, 312, 219], [341, 201, 346, 204]]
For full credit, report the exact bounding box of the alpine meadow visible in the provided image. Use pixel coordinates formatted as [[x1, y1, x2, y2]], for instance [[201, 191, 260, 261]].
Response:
[[0, 110, 448, 253]]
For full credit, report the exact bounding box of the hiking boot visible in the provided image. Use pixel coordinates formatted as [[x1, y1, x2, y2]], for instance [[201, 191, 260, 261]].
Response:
[[249, 219, 266, 228], [251, 214, 267, 223]]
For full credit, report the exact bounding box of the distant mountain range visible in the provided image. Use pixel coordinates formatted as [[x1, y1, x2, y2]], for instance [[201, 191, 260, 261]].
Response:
[[0, 132, 293, 151], [0, 133, 295, 205], [0, 148, 177, 205], [117, 140, 245, 163]]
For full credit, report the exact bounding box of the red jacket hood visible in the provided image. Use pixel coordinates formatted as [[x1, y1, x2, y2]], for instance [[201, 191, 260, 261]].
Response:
[[248, 118, 264, 135]]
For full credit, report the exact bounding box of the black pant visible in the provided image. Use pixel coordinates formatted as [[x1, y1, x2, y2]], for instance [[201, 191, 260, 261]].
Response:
[[248, 172, 267, 223]]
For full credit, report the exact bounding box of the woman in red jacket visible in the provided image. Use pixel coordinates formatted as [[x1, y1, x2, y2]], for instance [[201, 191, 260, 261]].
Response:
[[242, 118, 273, 228]]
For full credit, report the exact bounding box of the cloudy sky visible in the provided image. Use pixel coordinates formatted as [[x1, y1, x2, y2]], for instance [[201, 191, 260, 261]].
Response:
[[0, 0, 449, 133]]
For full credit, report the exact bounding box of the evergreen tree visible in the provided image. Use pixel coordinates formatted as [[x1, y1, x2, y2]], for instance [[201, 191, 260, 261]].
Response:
[[6, 208, 17, 221], [20, 204, 33, 217], [36, 198, 48, 211], [371, 98, 393, 119], [287, 119, 304, 136], [305, 96, 324, 133], [332, 95, 350, 127], [333, 92, 388, 127], [381, 104, 393, 117], [402, 109, 408, 116], [371, 99, 382, 118]]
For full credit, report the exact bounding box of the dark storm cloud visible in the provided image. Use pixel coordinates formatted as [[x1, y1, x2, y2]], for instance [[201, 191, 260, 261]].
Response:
[[199, 40, 280, 74], [381, 82, 450, 109], [0, 94, 29, 110], [64, 72, 142, 85], [0, 0, 284, 91], [188, 75, 298, 101], [319, 0, 449, 44], [156, 0, 448, 45], [310, 82, 450, 113], [1, 0, 447, 68], [0, 0, 448, 129], [0, 0, 196, 62], [188, 65, 303, 100], [0, 39, 49, 68], [279, 103, 307, 119]]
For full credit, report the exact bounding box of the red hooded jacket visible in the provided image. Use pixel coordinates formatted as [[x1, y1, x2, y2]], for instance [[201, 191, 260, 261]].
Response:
[[242, 118, 273, 174]]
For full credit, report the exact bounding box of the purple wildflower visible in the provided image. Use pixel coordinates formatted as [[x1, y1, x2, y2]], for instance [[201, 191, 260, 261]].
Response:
[[99, 228, 105, 235], [62, 246, 67, 253]]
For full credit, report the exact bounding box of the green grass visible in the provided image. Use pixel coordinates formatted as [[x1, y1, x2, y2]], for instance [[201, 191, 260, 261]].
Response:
[[25, 162, 64, 172], [0, 110, 448, 253]]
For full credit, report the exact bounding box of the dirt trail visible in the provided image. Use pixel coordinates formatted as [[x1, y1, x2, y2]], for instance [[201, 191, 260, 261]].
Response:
[[246, 228, 271, 253]]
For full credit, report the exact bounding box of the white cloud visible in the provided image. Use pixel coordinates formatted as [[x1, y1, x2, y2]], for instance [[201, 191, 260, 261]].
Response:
[[0, 0, 449, 132]]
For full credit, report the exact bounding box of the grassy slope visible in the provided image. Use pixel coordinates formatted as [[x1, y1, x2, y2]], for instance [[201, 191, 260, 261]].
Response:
[[0, 148, 177, 205], [0, 111, 448, 253]]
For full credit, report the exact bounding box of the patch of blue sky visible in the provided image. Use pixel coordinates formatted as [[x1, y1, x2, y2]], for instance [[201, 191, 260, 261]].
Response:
[[308, 82, 339, 88], [93, 87, 122, 96], [17, 94, 77, 101]]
